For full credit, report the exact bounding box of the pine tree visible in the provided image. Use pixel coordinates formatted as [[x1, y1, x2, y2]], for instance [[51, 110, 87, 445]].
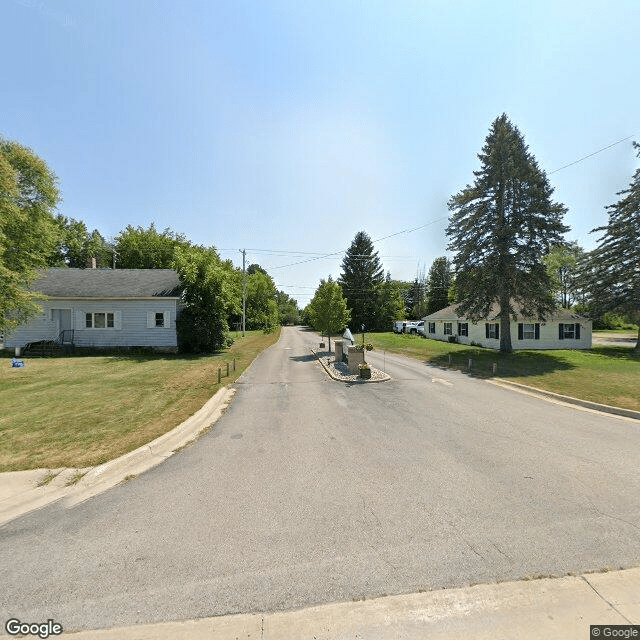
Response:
[[446, 114, 569, 352], [426, 257, 452, 314], [338, 231, 384, 332], [587, 142, 640, 351]]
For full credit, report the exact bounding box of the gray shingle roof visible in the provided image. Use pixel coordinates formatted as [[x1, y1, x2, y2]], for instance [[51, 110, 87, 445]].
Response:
[[32, 268, 182, 298], [423, 301, 589, 322]]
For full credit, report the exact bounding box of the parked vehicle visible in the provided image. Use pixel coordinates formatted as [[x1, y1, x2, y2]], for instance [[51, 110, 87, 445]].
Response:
[[415, 321, 426, 336], [393, 320, 425, 334]]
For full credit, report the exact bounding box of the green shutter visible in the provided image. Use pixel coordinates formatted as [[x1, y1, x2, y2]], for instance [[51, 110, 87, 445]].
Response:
[[535, 323, 540, 339], [518, 323, 523, 340], [575, 323, 581, 339], [559, 323, 564, 340]]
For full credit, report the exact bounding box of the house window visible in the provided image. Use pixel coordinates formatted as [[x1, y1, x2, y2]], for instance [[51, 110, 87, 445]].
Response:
[[85, 312, 114, 329], [155, 312, 165, 327], [486, 323, 499, 339], [518, 322, 540, 340], [444, 322, 452, 335], [458, 322, 468, 337], [559, 323, 580, 340], [428, 322, 435, 334]]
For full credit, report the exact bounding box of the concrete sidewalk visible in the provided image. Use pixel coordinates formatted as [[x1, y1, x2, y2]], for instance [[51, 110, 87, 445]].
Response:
[[0, 387, 235, 526], [53, 568, 640, 639]]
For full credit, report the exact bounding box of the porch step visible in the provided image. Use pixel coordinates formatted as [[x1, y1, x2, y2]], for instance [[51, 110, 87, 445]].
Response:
[[22, 342, 66, 357]]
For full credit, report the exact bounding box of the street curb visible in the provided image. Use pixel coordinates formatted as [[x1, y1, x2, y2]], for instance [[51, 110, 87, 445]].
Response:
[[49, 567, 640, 639], [489, 378, 640, 421], [310, 348, 391, 383], [0, 387, 235, 525]]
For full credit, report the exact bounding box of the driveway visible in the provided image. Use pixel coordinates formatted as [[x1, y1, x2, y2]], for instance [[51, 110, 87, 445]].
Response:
[[2, 326, 640, 632], [592, 332, 638, 347]]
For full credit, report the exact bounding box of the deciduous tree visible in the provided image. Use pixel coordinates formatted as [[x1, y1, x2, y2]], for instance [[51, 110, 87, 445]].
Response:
[[0, 138, 61, 334], [114, 223, 190, 269], [307, 279, 350, 352], [173, 246, 239, 352]]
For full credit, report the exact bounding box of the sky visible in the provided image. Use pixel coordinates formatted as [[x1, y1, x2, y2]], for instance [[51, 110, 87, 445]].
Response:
[[2, 0, 638, 307]]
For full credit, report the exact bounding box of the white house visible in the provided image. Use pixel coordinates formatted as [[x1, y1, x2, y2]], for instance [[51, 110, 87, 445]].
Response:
[[422, 302, 592, 350], [4, 268, 182, 352]]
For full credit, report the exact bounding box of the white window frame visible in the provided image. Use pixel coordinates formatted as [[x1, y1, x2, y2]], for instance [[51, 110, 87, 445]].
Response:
[[147, 310, 171, 329], [488, 323, 499, 339], [85, 312, 115, 329], [522, 323, 536, 340], [428, 322, 436, 334], [444, 322, 453, 336], [563, 323, 575, 339], [458, 322, 468, 337]]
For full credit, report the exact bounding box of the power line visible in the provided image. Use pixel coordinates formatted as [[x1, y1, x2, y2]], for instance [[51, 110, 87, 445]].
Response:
[[550, 134, 636, 174], [270, 216, 449, 270]]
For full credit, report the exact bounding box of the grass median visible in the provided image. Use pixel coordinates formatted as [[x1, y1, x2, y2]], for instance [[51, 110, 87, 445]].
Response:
[[357, 332, 640, 413], [0, 329, 280, 472]]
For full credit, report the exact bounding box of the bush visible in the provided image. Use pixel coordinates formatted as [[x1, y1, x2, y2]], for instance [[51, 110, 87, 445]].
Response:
[[594, 311, 636, 330]]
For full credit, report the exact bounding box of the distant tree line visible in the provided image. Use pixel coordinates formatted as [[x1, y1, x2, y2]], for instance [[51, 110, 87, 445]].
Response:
[[304, 117, 639, 353], [3, 127, 638, 354], [0, 136, 300, 353]]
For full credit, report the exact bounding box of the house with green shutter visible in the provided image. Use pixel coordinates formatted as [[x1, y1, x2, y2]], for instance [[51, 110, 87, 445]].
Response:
[[422, 302, 592, 350], [4, 268, 182, 354]]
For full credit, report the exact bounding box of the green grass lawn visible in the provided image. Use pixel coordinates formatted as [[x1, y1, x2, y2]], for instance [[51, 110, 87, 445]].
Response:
[[0, 329, 280, 472], [357, 332, 640, 412]]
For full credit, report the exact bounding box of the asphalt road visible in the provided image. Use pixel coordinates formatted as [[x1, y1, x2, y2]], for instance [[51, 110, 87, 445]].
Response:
[[2, 327, 640, 632]]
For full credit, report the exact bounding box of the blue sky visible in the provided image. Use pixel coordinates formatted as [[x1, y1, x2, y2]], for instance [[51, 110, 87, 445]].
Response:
[[3, 0, 638, 306]]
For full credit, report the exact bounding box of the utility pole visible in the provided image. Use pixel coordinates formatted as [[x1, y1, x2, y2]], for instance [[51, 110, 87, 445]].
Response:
[[240, 249, 246, 336]]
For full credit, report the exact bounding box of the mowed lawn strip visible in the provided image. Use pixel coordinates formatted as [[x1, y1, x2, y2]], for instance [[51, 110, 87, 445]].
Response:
[[358, 332, 640, 412], [0, 329, 280, 472]]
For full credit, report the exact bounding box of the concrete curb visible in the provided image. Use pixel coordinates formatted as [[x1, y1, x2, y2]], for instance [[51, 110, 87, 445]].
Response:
[[489, 378, 640, 421], [0, 387, 235, 526], [51, 567, 640, 639], [310, 348, 391, 383]]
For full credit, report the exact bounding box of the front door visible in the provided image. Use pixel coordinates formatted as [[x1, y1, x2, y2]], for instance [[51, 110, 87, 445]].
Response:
[[54, 309, 72, 342]]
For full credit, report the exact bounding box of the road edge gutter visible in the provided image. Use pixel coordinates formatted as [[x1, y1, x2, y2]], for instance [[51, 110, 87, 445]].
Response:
[[489, 378, 640, 421]]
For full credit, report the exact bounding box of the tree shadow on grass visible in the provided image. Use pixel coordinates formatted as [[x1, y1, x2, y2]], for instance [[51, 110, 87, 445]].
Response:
[[428, 347, 576, 379], [590, 346, 640, 360]]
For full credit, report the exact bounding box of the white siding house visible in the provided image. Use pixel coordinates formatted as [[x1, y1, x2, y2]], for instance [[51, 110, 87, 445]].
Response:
[[422, 302, 592, 350], [4, 269, 182, 351]]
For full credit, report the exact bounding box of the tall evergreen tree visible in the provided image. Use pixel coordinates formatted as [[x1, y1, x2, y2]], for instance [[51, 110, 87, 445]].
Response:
[[338, 231, 384, 331], [587, 141, 640, 351], [426, 256, 453, 314], [446, 114, 569, 352]]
